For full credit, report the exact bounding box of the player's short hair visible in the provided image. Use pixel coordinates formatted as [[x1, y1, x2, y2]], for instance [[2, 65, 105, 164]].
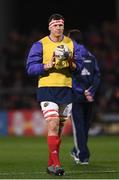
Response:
[[48, 14, 64, 24]]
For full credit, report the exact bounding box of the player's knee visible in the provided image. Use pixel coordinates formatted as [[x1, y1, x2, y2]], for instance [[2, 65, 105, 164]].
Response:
[[48, 118, 59, 134], [43, 110, 59, 121]]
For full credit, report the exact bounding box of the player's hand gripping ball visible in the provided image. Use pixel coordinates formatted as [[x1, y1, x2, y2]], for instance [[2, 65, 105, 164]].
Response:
[[54, 44, 71, 60]]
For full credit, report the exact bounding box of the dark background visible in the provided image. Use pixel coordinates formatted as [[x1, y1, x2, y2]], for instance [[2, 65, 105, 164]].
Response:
[[0, 0, 117, 43], [15, 0, 117, 34]]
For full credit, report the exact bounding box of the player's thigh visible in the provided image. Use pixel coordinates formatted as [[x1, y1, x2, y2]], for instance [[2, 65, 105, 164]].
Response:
[[59, 103, 72, 121], [40, 101, 59, 121]]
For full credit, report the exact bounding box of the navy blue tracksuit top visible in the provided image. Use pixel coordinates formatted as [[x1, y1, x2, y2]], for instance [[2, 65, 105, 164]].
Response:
[[72, 45, 101, 102]]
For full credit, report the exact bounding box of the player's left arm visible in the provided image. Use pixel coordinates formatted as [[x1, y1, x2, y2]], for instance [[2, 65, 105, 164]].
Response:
[[69, 41, 84, 71]]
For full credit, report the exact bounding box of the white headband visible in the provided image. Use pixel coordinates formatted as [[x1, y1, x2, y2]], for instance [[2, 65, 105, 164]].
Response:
[[49, 19, 64, 28]]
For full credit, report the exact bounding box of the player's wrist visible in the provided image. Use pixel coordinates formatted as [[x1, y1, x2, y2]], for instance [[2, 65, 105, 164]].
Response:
[[44, 64, 50, 71], [68, 59, 76, 70]]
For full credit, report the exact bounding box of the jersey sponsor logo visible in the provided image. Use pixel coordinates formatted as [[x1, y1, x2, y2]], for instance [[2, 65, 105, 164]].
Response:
[[81, 68, 90, 75]]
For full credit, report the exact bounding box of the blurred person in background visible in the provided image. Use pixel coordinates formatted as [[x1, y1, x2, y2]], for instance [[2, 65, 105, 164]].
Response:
[[68, 29, 101, 164], [26, 14, 83, 176]]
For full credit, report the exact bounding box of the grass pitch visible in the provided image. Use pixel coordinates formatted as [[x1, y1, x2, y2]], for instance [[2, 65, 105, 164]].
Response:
[[0, 135, 119, 179]]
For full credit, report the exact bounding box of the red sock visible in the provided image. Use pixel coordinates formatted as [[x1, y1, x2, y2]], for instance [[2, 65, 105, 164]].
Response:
[[47, 136, 61, 167], [57, 139, 61, 159], [48, 152, 53, 166]]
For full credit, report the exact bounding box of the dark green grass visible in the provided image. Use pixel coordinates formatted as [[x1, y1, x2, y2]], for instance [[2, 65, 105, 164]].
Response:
[[0, 135, 119, 179]]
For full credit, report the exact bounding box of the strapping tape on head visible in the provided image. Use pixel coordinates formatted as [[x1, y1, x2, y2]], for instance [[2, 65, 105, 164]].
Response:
[[49, 19, 64, 28]]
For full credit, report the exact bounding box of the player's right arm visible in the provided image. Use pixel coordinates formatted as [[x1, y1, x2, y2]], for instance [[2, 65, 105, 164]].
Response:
[[26, 41, 54, 76]]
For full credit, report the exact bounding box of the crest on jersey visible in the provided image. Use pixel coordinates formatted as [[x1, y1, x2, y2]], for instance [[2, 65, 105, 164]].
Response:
[[81, 68, 90, 75]]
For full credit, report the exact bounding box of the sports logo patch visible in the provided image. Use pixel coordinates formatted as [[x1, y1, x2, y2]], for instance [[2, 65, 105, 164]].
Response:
[[44, 102, 49, 107], [81, 68, 90, 75]]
